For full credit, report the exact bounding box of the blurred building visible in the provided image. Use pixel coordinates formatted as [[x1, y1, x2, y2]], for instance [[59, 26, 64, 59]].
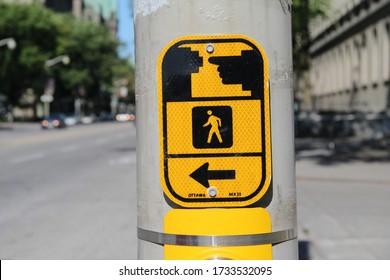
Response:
[[302, 0, 390, 114], [2, 0, 118, 37]]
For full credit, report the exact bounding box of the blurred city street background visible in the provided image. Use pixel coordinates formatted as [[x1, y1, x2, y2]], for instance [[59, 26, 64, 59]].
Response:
[[296, 137, 390, 259], [0, 122, 137, 259], [1, 121, 389, 259]]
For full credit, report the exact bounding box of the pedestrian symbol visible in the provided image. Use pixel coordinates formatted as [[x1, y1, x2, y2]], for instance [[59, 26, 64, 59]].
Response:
[[192, 106, 232, 149], [158, 34, 272, 208], [204, 110, 222, 143]]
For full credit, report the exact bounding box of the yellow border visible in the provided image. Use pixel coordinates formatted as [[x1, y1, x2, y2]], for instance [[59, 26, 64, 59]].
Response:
[[157, 34, 272, 208]]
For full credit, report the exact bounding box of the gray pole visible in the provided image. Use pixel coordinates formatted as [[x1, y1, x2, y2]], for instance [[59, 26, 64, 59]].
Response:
[[135, 0, 297, 259]]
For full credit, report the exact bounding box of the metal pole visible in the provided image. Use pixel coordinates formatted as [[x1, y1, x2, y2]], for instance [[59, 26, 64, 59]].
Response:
[[44, 101, 50, 118], [135, 0, 297, 259]]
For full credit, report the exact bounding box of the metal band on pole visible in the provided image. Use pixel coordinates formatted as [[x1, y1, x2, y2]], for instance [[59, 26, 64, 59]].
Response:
[[138, 227, 297, 247]]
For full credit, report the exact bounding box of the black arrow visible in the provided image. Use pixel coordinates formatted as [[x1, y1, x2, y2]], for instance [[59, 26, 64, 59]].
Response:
[[189, 162, 236, 189]]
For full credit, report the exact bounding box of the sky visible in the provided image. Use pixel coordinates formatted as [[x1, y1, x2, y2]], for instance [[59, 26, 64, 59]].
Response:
[[117, 0, 135, 63]]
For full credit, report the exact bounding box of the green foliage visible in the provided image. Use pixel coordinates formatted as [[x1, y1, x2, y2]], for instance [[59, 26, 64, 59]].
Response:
[[57, 20, 119, 93], [292, 0, 330, 73], [0, 2, 134, 115], [112, 58, 135, 104], [0, 3, 60, 104]]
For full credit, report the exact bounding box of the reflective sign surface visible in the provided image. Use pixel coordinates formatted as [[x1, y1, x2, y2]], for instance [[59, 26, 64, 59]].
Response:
[[158, 35, 272, 208]]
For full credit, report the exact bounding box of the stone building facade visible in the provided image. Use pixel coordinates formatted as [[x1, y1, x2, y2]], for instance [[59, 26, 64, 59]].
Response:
[[304, 0, 390, 114]]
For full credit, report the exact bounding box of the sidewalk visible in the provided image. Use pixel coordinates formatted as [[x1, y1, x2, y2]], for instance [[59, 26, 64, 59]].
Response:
[[296, 136, 390, 163], [0, 122, 42, 145], [295, 137, 390, 259], [0, 121, 39, 130]]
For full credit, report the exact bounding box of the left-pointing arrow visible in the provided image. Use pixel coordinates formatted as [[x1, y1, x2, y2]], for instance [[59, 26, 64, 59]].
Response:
[[190, 162, 236, 189]]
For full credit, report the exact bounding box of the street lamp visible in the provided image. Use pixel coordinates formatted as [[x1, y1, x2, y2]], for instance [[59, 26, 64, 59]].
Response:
[[41, 55, 71, 117], [0, 37, 17, 50], [0, 38, 16, 123], [45, 55, 70, 68]]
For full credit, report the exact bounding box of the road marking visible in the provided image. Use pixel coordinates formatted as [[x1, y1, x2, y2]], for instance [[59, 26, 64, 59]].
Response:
[[113, 133, 128, 140], [9, 153, 45, 164], [60, 145, 79, 153], [108, 154, 136, 166], [95, 139, 108, 145], [3, 123, 131, 148], [296, 176, 390, 186]]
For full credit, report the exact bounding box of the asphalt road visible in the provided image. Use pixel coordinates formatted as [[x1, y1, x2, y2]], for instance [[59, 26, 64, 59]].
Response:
[[0, 122, 137, 259], [1, 122, 389, 260], [296, 138, 390, 259]]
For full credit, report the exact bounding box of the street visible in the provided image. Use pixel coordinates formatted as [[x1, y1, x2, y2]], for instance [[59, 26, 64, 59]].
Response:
[[0, 122, 137, 259], [1, 122, 390, 259], [296, 138, 390, 259]]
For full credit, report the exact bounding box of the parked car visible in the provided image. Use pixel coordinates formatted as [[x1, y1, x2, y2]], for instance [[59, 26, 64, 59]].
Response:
[[80, 114, 97, 124], [41, 114, 67, 129], [64, 114, 80, 126]]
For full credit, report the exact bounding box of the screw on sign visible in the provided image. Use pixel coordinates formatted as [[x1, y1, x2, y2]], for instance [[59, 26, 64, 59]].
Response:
[[158, 35, 272, 208]]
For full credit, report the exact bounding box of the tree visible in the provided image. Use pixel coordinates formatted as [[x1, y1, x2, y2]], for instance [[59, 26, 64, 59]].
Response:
[[292, 0, 330, 73], [0, 3, 61, 107], [112, 58, 135, 105], [54, 17, 121, 114], [0, 2, 130, 118], [292, 0, 330, 112]]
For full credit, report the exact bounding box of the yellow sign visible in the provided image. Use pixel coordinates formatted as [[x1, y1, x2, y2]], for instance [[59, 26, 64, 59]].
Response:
[[164, 208, 272, 260], [158, 35, 272, 208]]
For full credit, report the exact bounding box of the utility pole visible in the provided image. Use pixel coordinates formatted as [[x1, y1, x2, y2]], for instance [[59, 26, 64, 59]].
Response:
[[41, 55, 70, 118], [135, 0, 297, 259]]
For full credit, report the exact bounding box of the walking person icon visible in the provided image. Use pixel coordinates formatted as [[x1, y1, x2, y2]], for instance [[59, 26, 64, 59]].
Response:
[[192, 106, 233, 149], [203, 110, 223, 144]]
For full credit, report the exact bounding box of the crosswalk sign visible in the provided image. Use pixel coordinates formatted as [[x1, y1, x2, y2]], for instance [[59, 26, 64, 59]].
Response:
[[158, 34, 272, 208]]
